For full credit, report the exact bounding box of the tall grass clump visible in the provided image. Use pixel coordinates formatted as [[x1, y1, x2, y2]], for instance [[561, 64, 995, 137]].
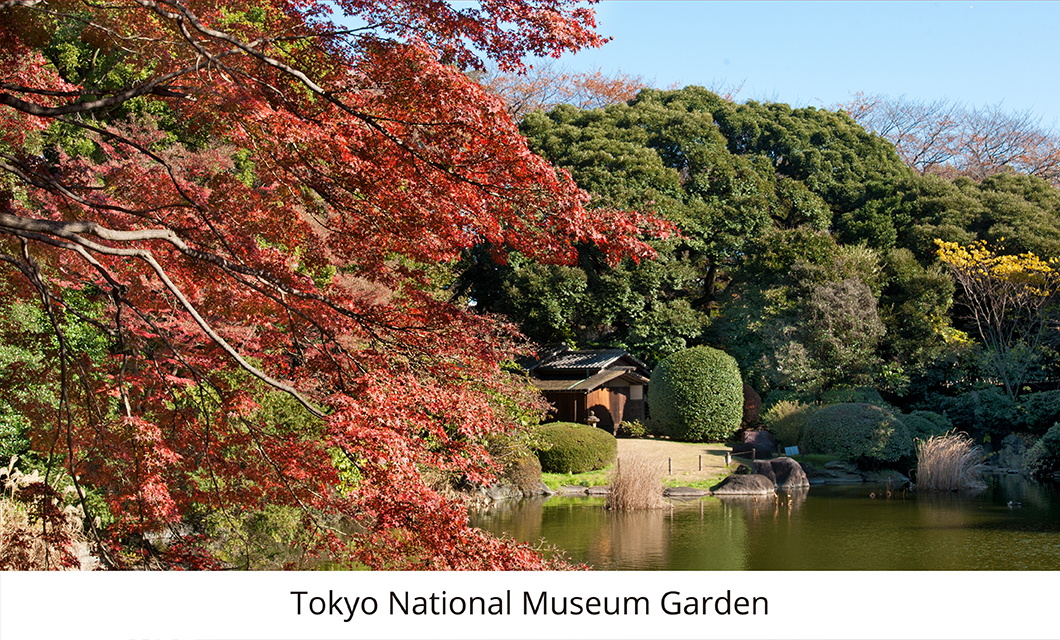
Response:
[[605, 451, 666, 511], [916, 432, 986, 491]]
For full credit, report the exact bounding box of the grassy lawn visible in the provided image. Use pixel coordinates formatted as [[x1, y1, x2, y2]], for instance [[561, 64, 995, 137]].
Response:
[[539, 438, 743, 490]]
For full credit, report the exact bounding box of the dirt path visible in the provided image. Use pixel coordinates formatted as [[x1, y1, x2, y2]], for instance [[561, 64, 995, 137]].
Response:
[[616, 438, 742, 485]]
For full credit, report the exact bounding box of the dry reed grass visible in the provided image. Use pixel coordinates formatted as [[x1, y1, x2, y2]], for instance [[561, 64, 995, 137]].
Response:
[[916, 432, 986, 492], [606, 450, 667, 510]]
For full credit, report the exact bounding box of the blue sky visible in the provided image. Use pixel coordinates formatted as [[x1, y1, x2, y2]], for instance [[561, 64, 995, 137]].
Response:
[[544, 1, 1060, 126]]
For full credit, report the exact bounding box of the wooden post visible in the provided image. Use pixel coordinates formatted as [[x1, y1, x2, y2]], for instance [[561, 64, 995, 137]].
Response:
[[668, 457, 672, 475], [725, 452, 731, 467], [699, 455, 702, 471]]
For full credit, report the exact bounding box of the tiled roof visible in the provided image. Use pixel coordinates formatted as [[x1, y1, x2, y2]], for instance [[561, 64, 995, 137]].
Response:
[[531, 369, 649, 393], [541, 349, 628, 371]]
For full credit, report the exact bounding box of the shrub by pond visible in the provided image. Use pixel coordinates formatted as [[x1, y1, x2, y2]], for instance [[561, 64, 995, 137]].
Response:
[[900, 411, 951, 441], [802, 403, 913, 463], [1026, 422, 1060, 479], [535, 423, 617, 474], [761, 399, 820, 448]]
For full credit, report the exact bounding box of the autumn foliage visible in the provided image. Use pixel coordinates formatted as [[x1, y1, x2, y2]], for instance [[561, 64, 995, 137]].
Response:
[[935, 239, 1059, 400], [0, 0, 666, 569]]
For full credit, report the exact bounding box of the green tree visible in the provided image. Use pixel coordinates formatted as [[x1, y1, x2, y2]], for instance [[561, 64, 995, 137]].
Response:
[[710, 228, 888, 394]]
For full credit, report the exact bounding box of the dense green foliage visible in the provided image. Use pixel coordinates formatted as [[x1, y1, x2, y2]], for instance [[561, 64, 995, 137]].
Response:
[[802, 403, 914, 463], [463, 86, 1060, 431], [899, 412, 950, 442], [1025, 423, 1060, 479], [937, 389, 1060, 437], [1015, 391, 1060, 433], [534, 423, 618, 473], [646, 346, 743, 442], [760, 400, 820, 448]]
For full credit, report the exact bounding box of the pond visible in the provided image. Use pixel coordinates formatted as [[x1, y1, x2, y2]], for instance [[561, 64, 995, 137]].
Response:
[[470, 473, 1060, 570]]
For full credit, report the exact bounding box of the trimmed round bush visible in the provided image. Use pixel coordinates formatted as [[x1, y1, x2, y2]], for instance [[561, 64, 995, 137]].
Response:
[[901, 411, 951, 441], [1025, 422, 1060, 479], [534, 422, 617, 474], [802, 403, 913, 462], [647, 346, 743, 442]]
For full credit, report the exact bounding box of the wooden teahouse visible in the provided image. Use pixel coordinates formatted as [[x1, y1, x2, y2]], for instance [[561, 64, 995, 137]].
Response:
[[526, 346, 650, 431]]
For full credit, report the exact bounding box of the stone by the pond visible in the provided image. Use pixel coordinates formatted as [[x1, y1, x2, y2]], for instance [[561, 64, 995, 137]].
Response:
[[753, 457, 810, 489], [732, 428, 778, 459], [803, 460, 864, 484], [555, 485, 590, 495], [997, 433, 1030, 470], [477, 482, 523, 501], [860, 469, 910, 485], [711, 474, 776, 495], [663, 486, 711, 497], [733, 464, 752, 475], [586, 485, 610, 496], [824, 460, 858, 472]]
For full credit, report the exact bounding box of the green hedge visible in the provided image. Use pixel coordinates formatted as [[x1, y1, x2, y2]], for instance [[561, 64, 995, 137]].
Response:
[[647, 346, 743, 443], [820, 387, 885, 406], [534, 422, 617, 474], [1025, 423, 1060, 479], [1016, 391, 1060, 433], [803, 403, 913, 462], [900, 411, 951, 441], [761, 400, 820, 448]]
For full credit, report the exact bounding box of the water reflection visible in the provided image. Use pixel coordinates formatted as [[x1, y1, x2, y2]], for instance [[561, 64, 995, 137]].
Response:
[[469, 476, 1060, 570]]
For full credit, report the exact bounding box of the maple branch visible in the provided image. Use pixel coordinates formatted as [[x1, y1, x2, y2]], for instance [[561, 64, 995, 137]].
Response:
[[1, 75, 189, 117], [0, 155, 187, 220], [137, 0, 332, 95], [139, 1, 532, 199], [0, 213, 327, 419], [0, 242, 118, 568]]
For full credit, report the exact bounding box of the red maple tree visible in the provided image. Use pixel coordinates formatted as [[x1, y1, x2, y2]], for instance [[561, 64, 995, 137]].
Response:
[[0, 0, 667, 569]]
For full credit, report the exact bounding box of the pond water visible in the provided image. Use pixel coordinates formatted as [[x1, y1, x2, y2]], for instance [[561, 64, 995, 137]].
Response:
[[470, 474, 1060, 570]]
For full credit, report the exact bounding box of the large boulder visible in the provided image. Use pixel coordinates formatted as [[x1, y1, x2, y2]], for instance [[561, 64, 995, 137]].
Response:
[[711, 474, 775, 496], [801, 459, 864, 484], [996, 433, 1030, 470], [753, 457, 809, 489], [734, 429, 778, 459]]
